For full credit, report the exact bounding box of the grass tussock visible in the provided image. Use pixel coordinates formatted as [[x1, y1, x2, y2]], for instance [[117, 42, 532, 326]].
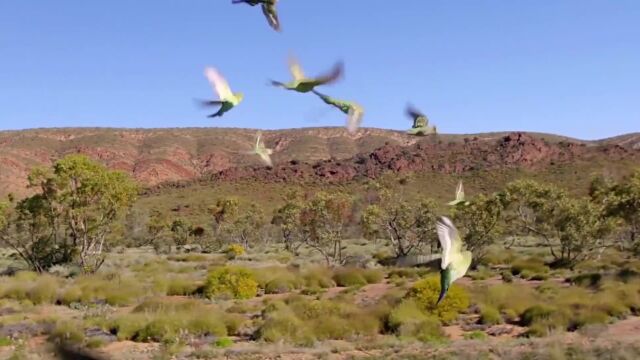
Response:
[[406, 276, 470, 323], [204, 266, 258, 300], [332, 268, 385, 287]]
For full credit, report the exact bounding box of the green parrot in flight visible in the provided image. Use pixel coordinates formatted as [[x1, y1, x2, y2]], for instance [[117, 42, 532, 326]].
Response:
[[271, 56, 344, 93], [312, 90, 364, 134], [406, 104, 437, 136], [436, 216, 472, 305], [199, 67, 244, 118], [448, 181, 471, 207], [244, 131, 274, 167], [232, 0, 281, 32]]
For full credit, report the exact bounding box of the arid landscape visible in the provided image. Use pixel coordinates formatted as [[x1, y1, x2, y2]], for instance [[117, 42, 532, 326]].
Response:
[[1, 127, 640, 359]]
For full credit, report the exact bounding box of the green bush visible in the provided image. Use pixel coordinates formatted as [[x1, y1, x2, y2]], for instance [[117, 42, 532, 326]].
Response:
[[388, 268, 419, 280], [387, 299, 428, 331], [511, 258, 549, 277], [569, 273, 603, 288], [464, 331, 488, 341], [225, 244, 245, 260], [406, 276, 469, 323], [28, 276, 59, 304], [480, 305, 502, 325], [49, 320, 85, 344], [204, 267, 258, 300], [469, 266, 493, 281], [520, 304, 556, 327], [388, 301, 445, 343], [215, 337, 234, 348], [0, 337, 12, 347], [332, 268, 368, 287], [362, 269, 385, 284], [302, 267, 335, 289], [501, 271, 514, 283]]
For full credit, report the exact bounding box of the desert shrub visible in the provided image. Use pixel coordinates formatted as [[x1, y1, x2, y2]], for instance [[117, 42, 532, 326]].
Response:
[[482, 246, 517, 266], [388, 268, 419, 280], [215, 337, 234, 348], [49, 320, 85, 344], [501, 271, 514, 283], [332, 268, 368, 287], [362, 269, 385, 284], [521, 304, 570, 338], [530, 273, 549, 281], [254, 267, 304, 295], [406, 276, 469, 323], [27, 276, 59, 304], [387, 299, 428, 331], [473, 284, 538, 316], [86, 337, 106, 349], [164, 276, 199, 296], [480, 305, 502, 325], [0, 337, 12, 347], [302, 267, 335, 289], [58, 275, 144, 306], [464, 331, 488, 341], [469, 266, 493, 281], [225, 244, 245, 260], [167, 254, 207, 262], [256, 298, 381, 345], [14, 271, 39, 282], [204, 267, 258, 300], [112, 299, 228, 343], [569, 273, 604, 288], [511, 258, 549, 277]]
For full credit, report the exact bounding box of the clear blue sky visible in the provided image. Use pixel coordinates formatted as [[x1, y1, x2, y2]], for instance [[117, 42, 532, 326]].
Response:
[[1, 1, 638, 139]]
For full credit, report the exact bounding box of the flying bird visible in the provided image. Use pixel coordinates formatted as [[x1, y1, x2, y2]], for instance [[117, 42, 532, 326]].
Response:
[[199, 67, 244, 118], [406, 104, 437, 136], [232, 0, 281, 32], [448, 181, 471, 207], [312, 90, 364, 134], [271, 57, 344, 93], [245, 131, 274, 167], [436, 217, 472, 305]]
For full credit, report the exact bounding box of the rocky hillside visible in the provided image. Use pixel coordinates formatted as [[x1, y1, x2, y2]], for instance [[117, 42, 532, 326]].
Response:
[[1, 127, 638, 198]]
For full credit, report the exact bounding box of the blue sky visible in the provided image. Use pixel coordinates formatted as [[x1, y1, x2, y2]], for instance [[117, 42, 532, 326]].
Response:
[[0, 1, 638, 139]]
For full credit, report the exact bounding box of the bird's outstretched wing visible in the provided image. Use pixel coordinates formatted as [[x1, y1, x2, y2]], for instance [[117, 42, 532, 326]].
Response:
[[346, 105, 364, 134], [255, 131, 263, 150], [436, 216, 461, 270], [455, 181, 465, 202], [306, 61, 344, 87], [204, 67, 234, 101], [261, 3, 281, 32], [406, 104, 424, 119], [288, 56, 305, 81]]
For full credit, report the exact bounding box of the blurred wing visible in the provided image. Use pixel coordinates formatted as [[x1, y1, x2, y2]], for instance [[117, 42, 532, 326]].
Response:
[[406, 104, 424, 119], [258, 150, 273, 166], [255, 131, 263, 150], [261, 4, 281, 31], [346, 105, 364, 134], [204, 67, 233, 101], [288, 56, 305, 80], [307, 61, 344, 86], [436, 217, 462, 269], [456, 181, 465, 202]]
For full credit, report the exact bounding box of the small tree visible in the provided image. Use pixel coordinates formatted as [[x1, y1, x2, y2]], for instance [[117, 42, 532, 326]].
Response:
[[503, 180, 612, 268], [0, 155, 138, 273], [231, 203, 265, 249], [595, 171, 640, 252], [300, 191, 353, 266], [452, 194, 504, 266], [272, 191, 308, 254], [170, 218, 193, 247]]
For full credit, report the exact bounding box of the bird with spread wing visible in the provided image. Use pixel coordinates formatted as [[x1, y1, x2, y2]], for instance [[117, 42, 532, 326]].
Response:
[[271, 56, 344, 93], [245, 131, 274, 167], [406, 104, 437, 136], [448, 181, 471, 207], [436, 216, 472, 305], [232, 0, 281, 32], [312, 90, 364, 134], [198, 67, 244, 118]]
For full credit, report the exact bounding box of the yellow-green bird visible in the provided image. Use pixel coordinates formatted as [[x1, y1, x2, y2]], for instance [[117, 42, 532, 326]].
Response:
[[448, 181, 471, 207], [436, 216, 472, 305], [199, 67, 244, 118], [271, 56, 344, 93], [312, 90, 364, 134], [406, 104, 437, 136], [232, 0, 281, 32], [244, 131, 274, 167]]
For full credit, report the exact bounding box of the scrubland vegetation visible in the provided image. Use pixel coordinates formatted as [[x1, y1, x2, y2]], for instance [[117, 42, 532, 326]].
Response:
[[1, 155, 640, 359]]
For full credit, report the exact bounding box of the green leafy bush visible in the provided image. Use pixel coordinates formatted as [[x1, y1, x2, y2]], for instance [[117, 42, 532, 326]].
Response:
[[406, 276, 469, 323], [204, 267, 258, 300], [480, 305, 502, 325], [332, 268, 368, 287]]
